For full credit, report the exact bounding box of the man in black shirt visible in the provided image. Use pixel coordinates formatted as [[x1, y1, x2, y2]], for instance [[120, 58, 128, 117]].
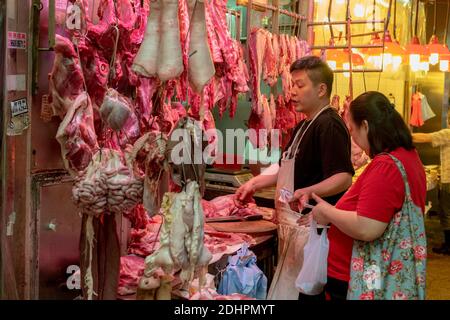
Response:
[[236, 56, 354, 300]]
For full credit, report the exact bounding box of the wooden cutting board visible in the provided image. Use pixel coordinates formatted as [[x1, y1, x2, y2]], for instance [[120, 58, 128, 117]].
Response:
[[207, 220, 277, 235]]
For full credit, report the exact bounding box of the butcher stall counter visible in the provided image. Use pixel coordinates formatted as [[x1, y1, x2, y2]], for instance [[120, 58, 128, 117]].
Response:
[[204, 186, 276, 209]]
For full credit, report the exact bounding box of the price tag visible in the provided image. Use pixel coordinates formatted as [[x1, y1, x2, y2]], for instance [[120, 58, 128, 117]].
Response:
[[7, 32, 27, 49], [10, 98, 28, 116]]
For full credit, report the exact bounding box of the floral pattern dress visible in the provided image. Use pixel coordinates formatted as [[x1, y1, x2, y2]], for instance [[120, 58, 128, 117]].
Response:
[[347, 154, 427, 300]]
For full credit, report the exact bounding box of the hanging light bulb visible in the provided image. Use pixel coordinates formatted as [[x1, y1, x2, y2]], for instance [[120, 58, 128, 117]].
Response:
[[343, 63, 350, 77], [327, 60, 337, 70], [406, 36, 428, 72], [427, 35, 450, 66], [440, 59, 449, 72], [354, 4, 365, 18], [362, 33, 383, 68], [326, 43, 347, 70], [392, 55, 403, 71], [407, 0, 429, 71], [342, 49, 365, 70], [352, 50, 365, 70], [382, 31, 406, 69], [439, 53, 450, 72], [425, 0, 450, 66], [420, 61, 430, 72]]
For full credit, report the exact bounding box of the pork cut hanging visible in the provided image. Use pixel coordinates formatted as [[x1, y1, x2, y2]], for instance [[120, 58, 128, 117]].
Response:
[[100, 88, 132, 131], [133, 0, 161, 77], [128, 131, 169, 216], [157, 0, 184, 81], [48, 35, 84, 118], [187, 0, 215, 93], [56, 92, 98, 176]]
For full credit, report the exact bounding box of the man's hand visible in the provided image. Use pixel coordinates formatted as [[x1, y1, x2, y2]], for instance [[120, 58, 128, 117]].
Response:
[[236, 180, 256, 203], [290, 187, 312, 212], [311, 193, 333, 225]]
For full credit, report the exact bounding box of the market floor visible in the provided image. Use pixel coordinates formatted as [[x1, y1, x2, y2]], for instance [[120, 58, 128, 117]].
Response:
[[425, 214, 450, 300]]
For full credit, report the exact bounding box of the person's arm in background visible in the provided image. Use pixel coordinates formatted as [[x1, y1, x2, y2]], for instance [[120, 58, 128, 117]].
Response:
[[413, 129, 450, 146], [412, 133, 433, 144]]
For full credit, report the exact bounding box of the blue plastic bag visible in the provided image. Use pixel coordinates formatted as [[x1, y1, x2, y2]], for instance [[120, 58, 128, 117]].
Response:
[[218, 243, 267, 299]]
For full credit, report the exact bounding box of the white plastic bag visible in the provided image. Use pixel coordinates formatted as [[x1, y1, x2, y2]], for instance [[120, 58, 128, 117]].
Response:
[[295, 220, 329, 295]]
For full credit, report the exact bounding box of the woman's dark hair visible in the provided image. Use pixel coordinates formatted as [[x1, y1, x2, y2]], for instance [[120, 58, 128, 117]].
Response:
[[350, 91, 414, 158]]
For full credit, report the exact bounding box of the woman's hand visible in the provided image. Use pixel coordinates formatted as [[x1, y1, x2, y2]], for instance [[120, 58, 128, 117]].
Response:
[[310, 193, 333, 225], [296, 213, 312, 227]]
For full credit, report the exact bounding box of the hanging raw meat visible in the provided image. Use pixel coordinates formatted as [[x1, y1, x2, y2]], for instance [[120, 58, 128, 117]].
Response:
[[140, 181, 212, 287], [48, 35, 84, 118], [274, 96, 297, 150], [72, 148, 144, 216], [128, 131, 169, 216], [100, 88, 132, 131], [187, 0, 215, 93], [331, 94, 340, 112], [77, 44, 110, 107], [133, 0, 161, 77], [56, 92, 98, 176], [167, 117, 206, 194], [248, 28, 268, 116], [263, 32, 278, 87], [157, 0, 184, 81]]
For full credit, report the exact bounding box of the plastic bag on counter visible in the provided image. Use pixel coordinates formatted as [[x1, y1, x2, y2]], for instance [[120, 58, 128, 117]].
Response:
[[218, 243, 267, 299]]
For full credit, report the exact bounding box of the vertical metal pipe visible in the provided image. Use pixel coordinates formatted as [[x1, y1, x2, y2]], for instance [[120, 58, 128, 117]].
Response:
[[307, 0, 315, 47], [48, 0, 55, 48], [346, 0, 353, 100]]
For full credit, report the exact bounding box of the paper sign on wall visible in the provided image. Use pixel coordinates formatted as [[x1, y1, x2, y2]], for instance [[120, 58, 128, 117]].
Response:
[[8, 98, 30, 136], [8, 32, 27, 49], [11, 98, 28, 116]]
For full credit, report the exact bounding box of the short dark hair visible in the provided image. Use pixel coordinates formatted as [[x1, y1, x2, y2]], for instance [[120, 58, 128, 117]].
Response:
[[350, 91, 414, 158], [290, 56, 334, 98]]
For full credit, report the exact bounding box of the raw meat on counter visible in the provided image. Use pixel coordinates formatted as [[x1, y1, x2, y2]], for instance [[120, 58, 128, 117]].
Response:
[[128, 216, 163, 257], [190, 287, 255, 300], [118, 255, 145, 296], [203, 225, 256, 254], [123, 204, 151, 230], [201, 194, 275, 220]]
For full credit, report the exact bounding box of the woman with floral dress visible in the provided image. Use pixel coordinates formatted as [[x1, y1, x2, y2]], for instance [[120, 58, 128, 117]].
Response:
[[296, 91, 427, 300]]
